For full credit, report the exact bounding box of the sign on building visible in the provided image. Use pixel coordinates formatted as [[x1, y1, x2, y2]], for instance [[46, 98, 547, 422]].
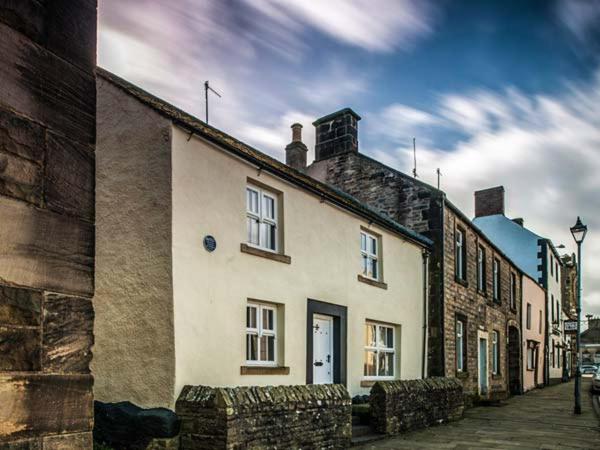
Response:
[[564, 320, 578, 333]]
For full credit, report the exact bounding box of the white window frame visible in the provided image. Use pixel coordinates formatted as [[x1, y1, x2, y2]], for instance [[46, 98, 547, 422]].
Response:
[[527, 347, 535, 370], [360, 231, 380, 281], [456, 320, 464, 372], [455, 229, 465, 280], [477, 245, 485, 291], [245, 302, 277, 366], [492, 330, 499, 375], [493, 259, 500, 301], [246, 185, 278, 253], [363, 322, 395, 380]]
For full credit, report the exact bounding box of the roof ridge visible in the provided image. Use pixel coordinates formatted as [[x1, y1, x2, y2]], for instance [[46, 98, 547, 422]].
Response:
[[97, 67, 432, 248]]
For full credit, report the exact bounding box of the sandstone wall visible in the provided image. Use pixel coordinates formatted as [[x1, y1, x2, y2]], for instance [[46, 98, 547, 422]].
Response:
[[176, 384, 352, 449], [370, 377, 464, 435], [0, 1, 97, 447]]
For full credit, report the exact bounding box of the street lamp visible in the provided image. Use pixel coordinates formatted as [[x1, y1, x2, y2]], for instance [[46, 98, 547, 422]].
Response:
[[570, 216, 587, 415]]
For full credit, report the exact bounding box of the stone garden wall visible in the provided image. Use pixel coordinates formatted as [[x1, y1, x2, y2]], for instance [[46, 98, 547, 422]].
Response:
[[370, 378, 464, 435], [0, 1, 97, 447], [176, 384, 352, 449]]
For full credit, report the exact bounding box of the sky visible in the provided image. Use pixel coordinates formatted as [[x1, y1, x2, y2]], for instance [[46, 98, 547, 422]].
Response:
[[98, 0, 600, 318]]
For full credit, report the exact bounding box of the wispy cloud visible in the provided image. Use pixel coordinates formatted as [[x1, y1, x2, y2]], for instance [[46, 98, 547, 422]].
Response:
[[374, 71, 600, 316], [243, 0, 437, 52]]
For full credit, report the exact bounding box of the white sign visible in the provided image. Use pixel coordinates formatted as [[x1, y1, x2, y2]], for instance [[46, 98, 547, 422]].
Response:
[[564, 320, 578, 332]]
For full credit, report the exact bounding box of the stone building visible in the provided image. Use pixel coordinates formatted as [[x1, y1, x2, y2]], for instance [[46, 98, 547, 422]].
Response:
[[306, 109, 523, 401], [473, 188, 567, 385], [561, 253, 577, 377], [581, 317, 600, 365], [0, 1, 97, 448], [93, 70, 431, 410]]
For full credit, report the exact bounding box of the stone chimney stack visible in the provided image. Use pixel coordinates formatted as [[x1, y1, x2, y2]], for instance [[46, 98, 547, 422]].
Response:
[[474, 186, 505, 218], [313, 108, 361, 161], [285, 123, 308, 171]]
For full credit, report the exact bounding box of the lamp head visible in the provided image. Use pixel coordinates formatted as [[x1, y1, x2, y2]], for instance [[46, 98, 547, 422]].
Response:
[[570, 216, 587, 244]]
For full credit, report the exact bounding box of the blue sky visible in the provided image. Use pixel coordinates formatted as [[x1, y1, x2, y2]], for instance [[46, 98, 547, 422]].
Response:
[[99, 0, 600, 317]]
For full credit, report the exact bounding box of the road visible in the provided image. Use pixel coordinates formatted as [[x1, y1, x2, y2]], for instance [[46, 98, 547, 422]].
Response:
[[356, 379, 600, 449]]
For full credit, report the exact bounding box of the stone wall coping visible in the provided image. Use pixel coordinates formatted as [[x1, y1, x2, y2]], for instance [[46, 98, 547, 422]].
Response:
[[371, 377, 463, 395], [176, 383, 350, 411]]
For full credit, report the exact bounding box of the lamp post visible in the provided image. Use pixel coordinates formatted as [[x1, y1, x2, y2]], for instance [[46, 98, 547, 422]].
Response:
[[570, 216, 587, 415]]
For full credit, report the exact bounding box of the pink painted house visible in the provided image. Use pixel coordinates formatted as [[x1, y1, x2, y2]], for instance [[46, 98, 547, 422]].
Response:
[[522, 275, 546, 391]]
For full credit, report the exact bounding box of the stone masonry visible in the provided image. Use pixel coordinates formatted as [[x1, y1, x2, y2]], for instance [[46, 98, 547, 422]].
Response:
[[0, 1, 96, 448], [307, 109, 522, 402], [370, 378, 464, 435], [176, 384, 352, 450]]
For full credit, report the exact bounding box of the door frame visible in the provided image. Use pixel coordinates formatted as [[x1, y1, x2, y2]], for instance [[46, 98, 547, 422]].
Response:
[[306, 299, 347, 385], [477, 331, 489, 396]]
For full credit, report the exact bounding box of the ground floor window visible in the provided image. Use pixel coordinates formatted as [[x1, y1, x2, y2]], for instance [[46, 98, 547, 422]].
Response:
[[246, 302, 277, 365], [527, 344, 537, 370], [456, 317, 466, 372], [492, 330, 500, 375], [364, 322, 395, 379]]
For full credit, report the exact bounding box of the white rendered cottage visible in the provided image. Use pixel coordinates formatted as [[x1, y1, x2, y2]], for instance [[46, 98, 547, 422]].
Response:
[[93, 69, 432, 409]]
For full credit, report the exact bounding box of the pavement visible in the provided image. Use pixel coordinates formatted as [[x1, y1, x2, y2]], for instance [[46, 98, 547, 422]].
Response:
[[355, 379, 600, 450]]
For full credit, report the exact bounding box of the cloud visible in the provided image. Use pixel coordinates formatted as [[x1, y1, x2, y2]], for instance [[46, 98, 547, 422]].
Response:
[[243, 0, 437, 52], [373, 71, 600, 316], [555, 0, 600, 42]]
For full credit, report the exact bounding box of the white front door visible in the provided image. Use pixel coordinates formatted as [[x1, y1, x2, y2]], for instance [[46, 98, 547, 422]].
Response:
[[313, 314, 333, 384]]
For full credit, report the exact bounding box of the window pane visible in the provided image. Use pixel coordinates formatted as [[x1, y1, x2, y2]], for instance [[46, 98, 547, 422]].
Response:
[[378, 352, 394, 377], [366, 324, 376, 347], [246, 334, 258, 361], [366, 258, 374, 278], [386, 327, 394, 349], [362, 255, 368, 276], [260, 335, 275, 362], [247, 217, 259, 245], [379, 326, 393, 348], [364, 350, 377, 376], [369, 237, 377, 255], [247, 189, 259, 213], [361, 233, 366, 251], [262, 308, 274, 331], [263, 195, 275, 220], [247, 306, 257, 328], [260, 223, 276, 250], [371, 258, 378, 280]]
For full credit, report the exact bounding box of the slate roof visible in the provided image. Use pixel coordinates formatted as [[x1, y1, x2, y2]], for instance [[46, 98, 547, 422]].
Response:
[[98, 67, 432, 249]]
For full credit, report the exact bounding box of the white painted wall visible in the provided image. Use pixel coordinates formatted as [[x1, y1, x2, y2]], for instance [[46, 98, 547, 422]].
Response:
[[171, 126, 425, 400]]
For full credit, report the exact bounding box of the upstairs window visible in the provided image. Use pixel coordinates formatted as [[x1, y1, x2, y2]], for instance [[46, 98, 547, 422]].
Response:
[[510, 273, 517, 309], [555, 261, 559, 282], [551, 294, 555, 322], [246, 185, 278, 252], [246, 302, 277, 365], [550, 255, 554, 276], [493, 258, 500, 302], [364, 322, 395, 379], [361, 231, 380, 281], [526, 303, 532, 330], [455, 228, 466, 281], [539, 310, 542, 334], [477, 245, 486, 292]]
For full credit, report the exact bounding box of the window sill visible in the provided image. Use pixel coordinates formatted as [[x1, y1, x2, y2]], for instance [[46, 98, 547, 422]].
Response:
[[492, 374, 502, 380], [240, 243, 291, 264], [455, 276, 468, 287], [526, 368, 535, 372], [360, 380, 376, 388], [456, 371, 469, 379], [240, 366, 290, 375], [357, 274, 388, 290], [477, 289, 487, 298]]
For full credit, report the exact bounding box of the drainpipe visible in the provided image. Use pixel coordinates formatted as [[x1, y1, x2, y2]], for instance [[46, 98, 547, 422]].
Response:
[[422, 249, 430, 379]]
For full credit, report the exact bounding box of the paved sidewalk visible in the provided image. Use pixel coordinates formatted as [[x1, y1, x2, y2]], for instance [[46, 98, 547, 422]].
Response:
[[356, 379, 600, 449]]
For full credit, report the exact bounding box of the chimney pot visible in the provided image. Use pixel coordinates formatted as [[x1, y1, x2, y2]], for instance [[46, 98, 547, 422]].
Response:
[[291, 123, 303, 142], [474, 186, 505, 218]]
